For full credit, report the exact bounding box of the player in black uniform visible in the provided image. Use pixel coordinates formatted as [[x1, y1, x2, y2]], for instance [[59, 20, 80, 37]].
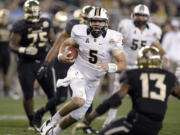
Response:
[[0, 9, 11, 96], [9, 0, 56, 130], [33, 5, 94, 130], [73, 46, 180, 135]]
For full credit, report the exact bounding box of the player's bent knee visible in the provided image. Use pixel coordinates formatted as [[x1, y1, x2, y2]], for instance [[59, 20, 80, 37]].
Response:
[[72, 97, 85, 108], [24, 94, 33, 101], [70, 110, 85, 120]]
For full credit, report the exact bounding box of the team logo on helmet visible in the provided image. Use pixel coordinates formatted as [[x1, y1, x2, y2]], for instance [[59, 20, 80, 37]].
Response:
[[137, 46, 161, 68]]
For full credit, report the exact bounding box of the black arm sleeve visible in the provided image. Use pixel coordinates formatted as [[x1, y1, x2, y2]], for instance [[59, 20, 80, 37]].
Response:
[[65, 19, 80, 35], [11, 19, 25, 35], [95, 93, 122, 115]]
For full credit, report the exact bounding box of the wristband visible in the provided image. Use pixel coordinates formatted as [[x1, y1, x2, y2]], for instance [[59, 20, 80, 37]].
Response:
[[108, 63, 118, 73], [18, 47, 26, 53], [58, 52, 63, 59]]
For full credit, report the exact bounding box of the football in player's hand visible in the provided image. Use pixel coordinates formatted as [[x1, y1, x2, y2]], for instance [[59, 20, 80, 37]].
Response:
[[66, 46, 78, 60]]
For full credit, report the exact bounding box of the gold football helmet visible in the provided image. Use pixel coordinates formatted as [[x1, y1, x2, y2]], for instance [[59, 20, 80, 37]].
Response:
[[54, 11, 68, 29], [137, 46, 161, 68], [73, 5, 94, 24], [23, 0, 40, 23], [73, 9, 81, 20], [0, 9, 9, 25]]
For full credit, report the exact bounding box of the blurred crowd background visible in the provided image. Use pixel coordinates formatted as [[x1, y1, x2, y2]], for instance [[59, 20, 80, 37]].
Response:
[[0, 0, 180, 98]]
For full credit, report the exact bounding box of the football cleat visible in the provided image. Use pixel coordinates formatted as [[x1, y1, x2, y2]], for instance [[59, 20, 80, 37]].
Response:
[[27, 121, 35, 131], [33, 110, 43, 132], [83, 126, 99, 135], [45, 127, 55, 135], [27, 125, 35, 131], [103, 117, 113, 128], [72, 122, 99, 135], [40, 118, 56, 135]]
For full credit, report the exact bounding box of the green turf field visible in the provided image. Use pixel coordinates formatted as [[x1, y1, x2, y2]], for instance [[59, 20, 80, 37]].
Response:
[[0, 96, 180, 135]]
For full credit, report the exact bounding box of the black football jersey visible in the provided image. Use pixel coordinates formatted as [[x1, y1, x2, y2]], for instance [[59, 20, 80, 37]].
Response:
[[12, 18, 52, 61], [65, 19, 80, 35], [0, 24, 10, 49], [120, 68, 178, 121]]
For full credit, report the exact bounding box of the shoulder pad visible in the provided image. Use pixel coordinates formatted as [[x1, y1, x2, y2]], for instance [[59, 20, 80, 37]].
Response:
[[106, 29, 124, 47], [12, 19, 26, 33], [148, 22, 162, 40]]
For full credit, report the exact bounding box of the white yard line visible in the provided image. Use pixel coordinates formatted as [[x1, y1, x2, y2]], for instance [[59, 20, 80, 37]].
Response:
[[0, 115, 109, 120]]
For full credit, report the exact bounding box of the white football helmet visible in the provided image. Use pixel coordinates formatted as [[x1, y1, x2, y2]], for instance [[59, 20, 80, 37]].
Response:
[[87, 7, 109, 38], [132, 4, 150, 27], [133, 4, 150, 17]]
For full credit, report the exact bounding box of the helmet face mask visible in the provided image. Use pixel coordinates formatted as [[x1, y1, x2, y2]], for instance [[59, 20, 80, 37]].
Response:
[[134, 13, 148, 27], [88, 7, 109, 38], [132, 4, 150, 27], [24, 0, 40, 23], [89, 18, 108, 37], [137, 46, 161, 69]]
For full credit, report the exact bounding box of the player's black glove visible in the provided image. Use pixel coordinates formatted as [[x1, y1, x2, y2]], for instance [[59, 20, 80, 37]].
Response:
[[37, 61, 49, 79]]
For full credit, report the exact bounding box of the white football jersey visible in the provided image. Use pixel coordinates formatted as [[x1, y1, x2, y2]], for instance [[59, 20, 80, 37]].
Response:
[[71, 24, 123, 80], [118, 19, 162, 68], [162, 31, 180, 62]]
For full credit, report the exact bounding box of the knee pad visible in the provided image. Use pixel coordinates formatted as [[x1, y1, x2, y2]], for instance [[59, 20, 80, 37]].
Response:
[[70, 110, 85, 120], [70, 99, 92, 120]]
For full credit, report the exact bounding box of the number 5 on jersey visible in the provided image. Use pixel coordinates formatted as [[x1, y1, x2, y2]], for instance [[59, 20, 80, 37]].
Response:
[[89, 50, 98, 64], [131, 39, 147, 50]]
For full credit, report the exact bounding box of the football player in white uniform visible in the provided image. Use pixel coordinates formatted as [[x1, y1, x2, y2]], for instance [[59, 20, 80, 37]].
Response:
[[71, 5, 167, 130], [40, 7, 126, 135], [103, 4, 168, 127]]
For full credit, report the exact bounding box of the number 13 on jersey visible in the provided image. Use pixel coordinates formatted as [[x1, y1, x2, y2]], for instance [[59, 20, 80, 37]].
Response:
[[140, 73, 166, 102]]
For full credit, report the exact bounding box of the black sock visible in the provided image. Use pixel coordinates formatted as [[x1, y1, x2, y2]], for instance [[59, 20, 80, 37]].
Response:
[[27, 115, 34, 126], [37, 107, 46, 115], [3, 86, 9, 96], [49, 107, 56, 116]]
